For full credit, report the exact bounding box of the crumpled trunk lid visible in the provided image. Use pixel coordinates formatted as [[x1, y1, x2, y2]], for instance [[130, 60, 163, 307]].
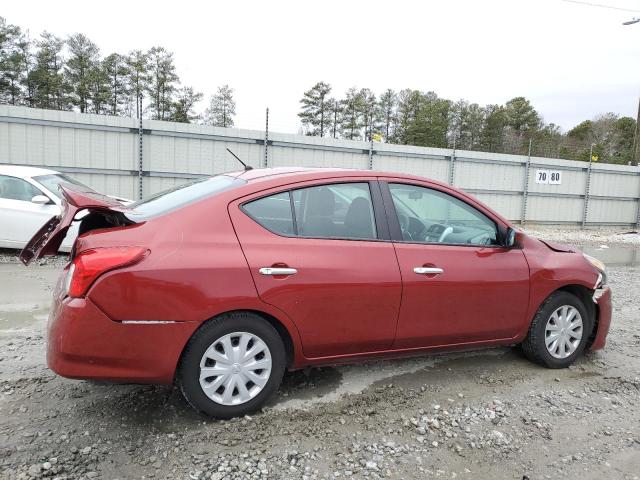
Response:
[[20, 183, 130, 265]]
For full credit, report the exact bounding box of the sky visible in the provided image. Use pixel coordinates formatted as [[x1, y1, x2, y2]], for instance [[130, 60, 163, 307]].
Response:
[[2, 0, 639, 134]]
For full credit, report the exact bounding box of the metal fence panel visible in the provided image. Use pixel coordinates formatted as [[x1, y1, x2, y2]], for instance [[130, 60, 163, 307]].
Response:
[[1, 105, 639, 227]]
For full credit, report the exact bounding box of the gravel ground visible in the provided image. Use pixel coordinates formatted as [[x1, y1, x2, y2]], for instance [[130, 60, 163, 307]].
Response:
[[0, 230, 639, 480]]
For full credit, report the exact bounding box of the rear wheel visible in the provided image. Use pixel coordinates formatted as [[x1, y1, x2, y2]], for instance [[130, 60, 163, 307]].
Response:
[[522, 291, 593, 369], [177, 312, 285, 418]]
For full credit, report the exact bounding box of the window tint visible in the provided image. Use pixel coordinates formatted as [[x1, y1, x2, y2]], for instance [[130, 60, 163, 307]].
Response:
[[292, 183, 377, 240], [0, 175, 42, 202], [243, 192, 294, 235], [389, 183, 498, 246]]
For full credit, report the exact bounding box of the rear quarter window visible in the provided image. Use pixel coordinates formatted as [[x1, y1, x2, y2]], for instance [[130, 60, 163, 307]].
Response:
[[242, 192, 294, 235]]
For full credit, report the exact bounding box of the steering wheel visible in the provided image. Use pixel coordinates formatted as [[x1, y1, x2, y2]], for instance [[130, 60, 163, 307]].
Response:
[[438, 226, 453, 243]]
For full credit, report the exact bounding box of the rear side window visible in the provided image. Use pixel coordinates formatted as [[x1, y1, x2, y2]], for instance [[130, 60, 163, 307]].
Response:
[[242, 182, 377, 240], [243, 192, 294, 235], [0, 175, 42, 201], [127, 175, 246, 220]]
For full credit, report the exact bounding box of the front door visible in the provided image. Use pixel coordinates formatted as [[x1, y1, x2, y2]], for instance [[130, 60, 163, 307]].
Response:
[[0, 175, 58, 247], [381, 181, 530, 349], [229, 180, 402, 358]]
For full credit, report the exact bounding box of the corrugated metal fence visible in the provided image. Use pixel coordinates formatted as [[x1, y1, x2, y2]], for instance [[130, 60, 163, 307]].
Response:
[[1, 105, 639, 227]]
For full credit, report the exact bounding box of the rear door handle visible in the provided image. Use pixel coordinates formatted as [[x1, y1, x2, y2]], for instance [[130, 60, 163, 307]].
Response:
[[259, 267, 298, 276], [413, 267, 444, 275]]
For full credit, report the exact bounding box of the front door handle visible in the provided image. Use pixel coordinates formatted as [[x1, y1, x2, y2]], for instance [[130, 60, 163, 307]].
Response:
[[413, 267, 444, 275], [259, 267, 298, 276]]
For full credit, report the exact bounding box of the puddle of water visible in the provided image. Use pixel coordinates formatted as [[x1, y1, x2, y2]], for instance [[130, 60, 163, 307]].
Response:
[[580, 245, 640, 266], [273, 348, 507, 411], [0, 303, 48, 335]]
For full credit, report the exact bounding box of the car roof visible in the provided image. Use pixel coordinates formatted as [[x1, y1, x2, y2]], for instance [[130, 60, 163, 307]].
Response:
[[225, 166, 451, 190], [0, 164, 60, 178]]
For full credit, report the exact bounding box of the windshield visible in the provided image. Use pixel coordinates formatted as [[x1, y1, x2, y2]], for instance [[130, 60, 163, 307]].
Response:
[[33, 174, 90, 198], [127, 175, 246, 220]]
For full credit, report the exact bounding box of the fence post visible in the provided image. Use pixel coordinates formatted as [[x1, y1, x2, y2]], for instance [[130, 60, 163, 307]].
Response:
[[449, 137, 456, 185], [263, 108, 269, 168], [368, 135, 374, 170], [521, 139, 532, 225], [636, 170, 640, 229], [582, 144, 594, 228], [137, 93, 143, 200]]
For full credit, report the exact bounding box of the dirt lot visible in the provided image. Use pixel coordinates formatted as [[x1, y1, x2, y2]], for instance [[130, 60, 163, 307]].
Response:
[[0, 230, 639, 480]]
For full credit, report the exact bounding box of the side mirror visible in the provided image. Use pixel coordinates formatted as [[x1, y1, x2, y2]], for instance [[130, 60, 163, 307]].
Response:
[[31, 195, 51, 205], [503, 227, 517, 248]]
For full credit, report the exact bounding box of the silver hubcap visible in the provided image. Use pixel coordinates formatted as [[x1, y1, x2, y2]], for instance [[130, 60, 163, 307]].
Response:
[[199, 332, 272, 406], [545, 305, 583, 359]]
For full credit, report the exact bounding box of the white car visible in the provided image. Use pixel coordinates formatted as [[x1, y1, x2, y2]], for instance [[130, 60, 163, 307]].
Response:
[[0, 165, 130, 252]]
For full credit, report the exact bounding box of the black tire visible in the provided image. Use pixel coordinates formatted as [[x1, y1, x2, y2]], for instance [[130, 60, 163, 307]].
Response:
[[177, 312, 286, 419], [521, 291, 593, 369]]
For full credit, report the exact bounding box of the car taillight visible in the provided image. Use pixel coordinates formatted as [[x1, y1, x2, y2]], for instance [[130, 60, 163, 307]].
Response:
[[65, 247, 149, 298]]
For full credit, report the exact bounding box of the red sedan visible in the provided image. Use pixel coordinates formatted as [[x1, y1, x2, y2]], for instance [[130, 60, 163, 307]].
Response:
[[22, 168, 612, 418]]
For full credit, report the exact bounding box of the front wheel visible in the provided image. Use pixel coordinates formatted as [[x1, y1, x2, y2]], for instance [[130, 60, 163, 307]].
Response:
[[177, 312, 286, 419], [521, 291, 593, 369]]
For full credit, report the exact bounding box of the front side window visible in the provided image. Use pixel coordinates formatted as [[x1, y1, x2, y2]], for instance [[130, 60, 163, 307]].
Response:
[[0, 175, 42, 202], [33, 174, 89, 198], [389, 183, 498, 246], [242, 182, 378, 241]]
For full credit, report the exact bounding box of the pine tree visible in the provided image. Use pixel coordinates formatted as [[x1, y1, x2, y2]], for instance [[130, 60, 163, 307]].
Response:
[[404, 92, 450, 148], [327, 98, 342, 138], [480, 105, 506, 152], [204, 84, 236, 127], [340, 87, 364, 140], [394, 89, 422, 144], [359, 88, 378, 140], [102, 53, 129, 115], [0, 17, 28, 105], [170, 86, 203, 123], [377, 89, 397, 142], [29, 32, 69, 110], [146, 46, 178, 120], [125, 50, 149, 118], [87, 62, 110, 114], [298, 82, 332, 137], [65, 33, 100, 113]]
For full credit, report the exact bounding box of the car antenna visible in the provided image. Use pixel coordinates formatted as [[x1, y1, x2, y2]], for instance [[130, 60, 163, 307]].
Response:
[[226, 148, 253, 171]]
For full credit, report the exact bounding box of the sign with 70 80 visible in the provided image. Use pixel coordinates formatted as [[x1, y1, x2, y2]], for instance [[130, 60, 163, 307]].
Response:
[[535, 169, 561, 185]]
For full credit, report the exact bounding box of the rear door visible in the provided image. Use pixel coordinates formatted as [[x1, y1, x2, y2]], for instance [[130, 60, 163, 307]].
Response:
[[380, 180, 530, 348], [229, 179, 402, 358]]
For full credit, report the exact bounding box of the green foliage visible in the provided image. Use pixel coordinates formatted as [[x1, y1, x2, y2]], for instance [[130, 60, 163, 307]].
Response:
[[298, 81, 332, 137], [170, 86, 203, 123], [340, 87, 364, 140], [204, 85, 236, 127], [146, 46, 178, 121], [0, 17, 27, 105], [377, 89, 397, 141], [65, 33, 100, 113], [102, 53, 129, 115], [29, 32, 69, 110]]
